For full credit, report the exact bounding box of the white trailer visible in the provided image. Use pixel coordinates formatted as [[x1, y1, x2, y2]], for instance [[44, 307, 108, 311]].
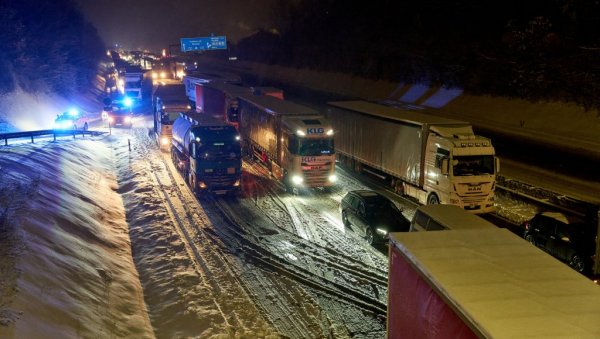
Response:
[[328, 100, 498, 213]]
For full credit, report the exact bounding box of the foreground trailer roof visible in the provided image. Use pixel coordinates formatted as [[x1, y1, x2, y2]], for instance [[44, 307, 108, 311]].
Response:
[[413, 204, 497, 231], [239, 94, 319, 116], [389, 229, 600, 338], [329, 100, 469, 126]]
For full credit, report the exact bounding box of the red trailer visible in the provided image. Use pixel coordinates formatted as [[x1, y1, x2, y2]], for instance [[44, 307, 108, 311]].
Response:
[[387, 228, 600, 338]]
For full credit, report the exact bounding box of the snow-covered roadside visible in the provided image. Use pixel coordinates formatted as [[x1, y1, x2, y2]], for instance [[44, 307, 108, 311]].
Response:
[[0, 137, 154, 338]]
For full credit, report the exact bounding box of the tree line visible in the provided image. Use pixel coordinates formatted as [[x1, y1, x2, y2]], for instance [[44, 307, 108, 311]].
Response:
[[235, 0, 600, 110], [0, 0, 105, 96]]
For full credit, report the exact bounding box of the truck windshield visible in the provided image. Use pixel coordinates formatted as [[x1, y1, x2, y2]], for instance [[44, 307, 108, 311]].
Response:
[[289, 136, 335, 156], [452, 155, 495, 176], [161, 111, 183, 124], [198, 143, 241, 160]]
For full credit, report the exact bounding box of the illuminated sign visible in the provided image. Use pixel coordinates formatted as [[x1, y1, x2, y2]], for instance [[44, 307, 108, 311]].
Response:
[[306, 127, 324, 134], [181, 36, 227, 52]]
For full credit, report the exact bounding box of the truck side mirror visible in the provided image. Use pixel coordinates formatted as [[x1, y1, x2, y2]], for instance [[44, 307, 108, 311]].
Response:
[[441, 158, 449, 175], [495, 157, 500, 173]]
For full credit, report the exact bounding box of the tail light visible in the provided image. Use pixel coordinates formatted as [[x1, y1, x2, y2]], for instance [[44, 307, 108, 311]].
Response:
[[524, 222, 530, 231]]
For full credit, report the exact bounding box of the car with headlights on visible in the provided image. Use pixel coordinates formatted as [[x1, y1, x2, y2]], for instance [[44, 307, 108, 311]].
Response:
[[523, 211, 597, 274], [340, 190, 410, 245], [54, 109, 89, 130]]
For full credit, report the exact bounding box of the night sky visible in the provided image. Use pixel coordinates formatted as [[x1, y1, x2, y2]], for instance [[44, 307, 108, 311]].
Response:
[[75, 0, 282, 52]]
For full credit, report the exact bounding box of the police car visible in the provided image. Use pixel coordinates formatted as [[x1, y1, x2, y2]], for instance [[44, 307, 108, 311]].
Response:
[[54, 109, 88, 130]]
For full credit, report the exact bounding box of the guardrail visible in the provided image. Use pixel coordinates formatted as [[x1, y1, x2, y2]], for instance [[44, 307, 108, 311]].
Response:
[[0, 129, 106, 146]]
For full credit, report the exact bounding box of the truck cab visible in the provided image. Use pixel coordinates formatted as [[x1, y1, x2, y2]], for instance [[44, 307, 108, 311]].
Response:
[[279, 116, 337, 189]]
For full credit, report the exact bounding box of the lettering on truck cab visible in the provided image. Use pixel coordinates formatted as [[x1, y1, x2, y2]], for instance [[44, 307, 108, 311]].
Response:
[[306, 128, 324, 134]]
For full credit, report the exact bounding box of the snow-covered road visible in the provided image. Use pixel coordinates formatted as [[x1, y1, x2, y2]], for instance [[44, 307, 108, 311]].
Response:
[[0, 111, 595, 338]]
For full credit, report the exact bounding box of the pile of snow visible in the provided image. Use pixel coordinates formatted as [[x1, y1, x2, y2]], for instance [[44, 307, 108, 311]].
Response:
[[0, 137, 153, 338]]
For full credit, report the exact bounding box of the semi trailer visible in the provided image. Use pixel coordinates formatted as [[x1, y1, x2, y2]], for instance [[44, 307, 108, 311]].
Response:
[[238, 94, 337, 190], [195, 82, 248, 129], [152, 83, 191, 151], [183, 71, 242, 108], [195, 83, 285, 130], [387, 228, 600, 338], [170, 112, 242, 195], [328, 100, 498, 213]]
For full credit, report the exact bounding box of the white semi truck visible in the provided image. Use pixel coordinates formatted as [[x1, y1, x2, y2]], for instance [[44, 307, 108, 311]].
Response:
[[238, 94, 337, 190], [328, 100, 498, 213]]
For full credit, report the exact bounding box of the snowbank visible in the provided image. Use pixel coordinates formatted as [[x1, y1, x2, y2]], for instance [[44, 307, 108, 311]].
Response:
[[0, 137, 154, 338]]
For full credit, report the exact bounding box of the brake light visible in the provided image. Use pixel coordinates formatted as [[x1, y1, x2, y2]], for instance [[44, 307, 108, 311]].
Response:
[[524, 222, 530, 230]]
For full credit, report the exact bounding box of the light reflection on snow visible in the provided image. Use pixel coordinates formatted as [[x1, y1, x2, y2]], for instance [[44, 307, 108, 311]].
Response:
[[277, 240, 298, 261], [322, 211, 345, 233]]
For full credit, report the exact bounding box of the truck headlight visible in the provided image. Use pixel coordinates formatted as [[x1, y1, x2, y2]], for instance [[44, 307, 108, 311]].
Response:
[[198, 181, 207, 189], [328, 174, 338, 183], [233, 179, 240, 187], [291, 175, 303, 185]]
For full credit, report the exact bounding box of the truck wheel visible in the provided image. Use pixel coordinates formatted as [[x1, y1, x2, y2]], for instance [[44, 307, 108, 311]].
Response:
[[189, 173, 197, 194], [365, 227, 375, 245], [427, 194, 440, 205], [342, 211, 350, 227], [525, 234, 536, 246], [282, 174, 290, 192], [569, 255, 585, 273]]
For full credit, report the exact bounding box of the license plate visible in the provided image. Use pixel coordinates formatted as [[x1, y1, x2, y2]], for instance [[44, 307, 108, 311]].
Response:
[[214, 190, 227, 195]]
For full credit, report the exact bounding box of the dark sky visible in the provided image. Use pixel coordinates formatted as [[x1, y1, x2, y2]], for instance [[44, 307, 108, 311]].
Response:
[[75, 0, 282, 52]]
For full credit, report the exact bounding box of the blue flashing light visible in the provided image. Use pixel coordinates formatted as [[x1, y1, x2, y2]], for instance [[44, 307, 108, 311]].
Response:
[[124, 97, 133, 107]]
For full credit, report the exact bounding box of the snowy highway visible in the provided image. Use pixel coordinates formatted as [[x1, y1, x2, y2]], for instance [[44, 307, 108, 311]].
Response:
[[112, 112, 588, 337], [0, 111, 596, 338], [114, 119, 392, 337]]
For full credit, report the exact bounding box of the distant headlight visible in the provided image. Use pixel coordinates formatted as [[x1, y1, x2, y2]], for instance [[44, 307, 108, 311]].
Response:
[[160, 137, 169, 145], [328, 174, 337, 183], [291, 175, 303, 185], [124, 116, 132, 123], [376, 228, 388, 236], [108, 117, 114, 123]]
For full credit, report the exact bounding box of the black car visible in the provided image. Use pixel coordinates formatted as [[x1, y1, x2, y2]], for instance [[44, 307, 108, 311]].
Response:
[[339, 190, 410, 245], [523, 211, 597, 274]]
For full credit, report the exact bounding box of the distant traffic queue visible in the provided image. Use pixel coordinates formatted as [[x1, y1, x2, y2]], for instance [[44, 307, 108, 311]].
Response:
[[155, 71, 498, 212]]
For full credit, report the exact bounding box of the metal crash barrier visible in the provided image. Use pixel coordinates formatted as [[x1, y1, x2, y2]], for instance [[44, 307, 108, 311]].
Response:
[[0, 129, 106, 146]]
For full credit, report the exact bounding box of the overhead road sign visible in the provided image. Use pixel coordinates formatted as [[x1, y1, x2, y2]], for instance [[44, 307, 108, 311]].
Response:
[[180, 36, 227, 52]]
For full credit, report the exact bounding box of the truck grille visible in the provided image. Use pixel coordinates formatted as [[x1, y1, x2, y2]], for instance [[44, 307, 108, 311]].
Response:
[[302, 168, 330, 187], [203, 167, 238, 187]]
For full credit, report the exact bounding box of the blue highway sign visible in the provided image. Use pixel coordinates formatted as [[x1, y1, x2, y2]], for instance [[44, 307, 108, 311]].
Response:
[[181, 36, 227, 52]]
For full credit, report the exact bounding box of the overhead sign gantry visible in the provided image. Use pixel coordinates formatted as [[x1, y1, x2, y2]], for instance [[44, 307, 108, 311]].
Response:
[[180, 36, 227, 52]]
